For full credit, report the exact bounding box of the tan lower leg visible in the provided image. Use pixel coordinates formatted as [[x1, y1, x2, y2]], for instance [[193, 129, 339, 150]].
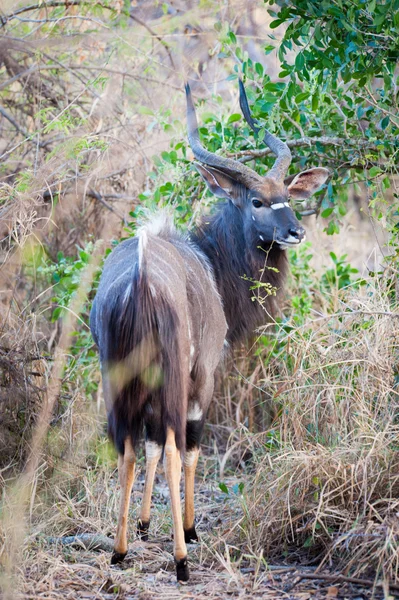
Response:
[[164, 428, 187, 562], [183, 448, 199, 531], [139, 441, 162, 525], [114, 438, 136, 555]]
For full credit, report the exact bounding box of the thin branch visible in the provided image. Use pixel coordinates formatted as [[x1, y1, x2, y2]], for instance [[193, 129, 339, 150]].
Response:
[[0, 105, 28, 137], [87, 189, 129, 226], [0, 105, 47, 149], [284, 571, 399, 593], [0, 1, 114, 27], [0, 1, 176, 68], [227, 136, 397, 163], [0, 64, 182, 91], [129, 13, 175, 69], [0, 64, 38, 91], [101, 193, 137, 201]]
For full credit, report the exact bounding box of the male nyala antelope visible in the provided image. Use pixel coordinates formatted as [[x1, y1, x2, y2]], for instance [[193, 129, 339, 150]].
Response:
[[90, 80, 329, 582]]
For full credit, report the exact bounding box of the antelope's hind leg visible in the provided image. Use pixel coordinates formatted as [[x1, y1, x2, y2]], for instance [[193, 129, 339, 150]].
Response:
[[164, 427, 189, 582], [137, 439, 162, 540], [184, 369, 214, 544], [111, 437, 136, 564], [184, 418, 203, 543]]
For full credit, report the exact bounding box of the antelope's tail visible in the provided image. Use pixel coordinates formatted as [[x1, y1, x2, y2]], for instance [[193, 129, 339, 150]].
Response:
[[101, 232, 187, 454]]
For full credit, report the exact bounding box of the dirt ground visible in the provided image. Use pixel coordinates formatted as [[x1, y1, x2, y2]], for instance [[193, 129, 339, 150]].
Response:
[[20, 469, 391, 600]]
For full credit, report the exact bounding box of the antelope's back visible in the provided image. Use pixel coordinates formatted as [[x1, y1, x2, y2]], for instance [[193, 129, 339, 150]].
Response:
[[90, 214, 227, 372]]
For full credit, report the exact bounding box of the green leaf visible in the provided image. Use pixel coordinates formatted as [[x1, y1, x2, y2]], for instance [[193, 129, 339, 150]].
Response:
[[303, 536, 314, 548], [52, 306, 64, 322], [255, 62, 264, 77], [219, 482, 229, 494], [138, 106, 154, 116], [326, 221, 340, 235], [228, 31, 237, 44], [321, 207, 333, 218], [295, 52, 305, 70], [369, 166, 381, 177], [79, 250, 89, 262], [312, 92, 319, 111], [227, 113, 241, 124], [270, 19, 283, 29], [295, 92, 309, 103]]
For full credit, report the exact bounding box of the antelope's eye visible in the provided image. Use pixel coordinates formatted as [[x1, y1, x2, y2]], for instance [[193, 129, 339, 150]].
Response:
[[252, 198, 263, 208]]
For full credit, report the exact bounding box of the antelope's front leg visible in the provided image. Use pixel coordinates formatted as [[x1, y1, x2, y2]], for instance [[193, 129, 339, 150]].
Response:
[[111, 437, 136, 564], [164, 427, 189, 582]]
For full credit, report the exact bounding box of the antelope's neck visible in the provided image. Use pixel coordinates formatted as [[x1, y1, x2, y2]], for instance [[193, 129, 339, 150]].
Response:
[[191, 202, 287, 346]]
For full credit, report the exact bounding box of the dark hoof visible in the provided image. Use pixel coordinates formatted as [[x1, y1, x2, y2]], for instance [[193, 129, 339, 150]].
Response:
[[184, 526, 198, 544], [137, 519, 150, 541], [175, 557, 190, 582], [111, 551, 127, 565]]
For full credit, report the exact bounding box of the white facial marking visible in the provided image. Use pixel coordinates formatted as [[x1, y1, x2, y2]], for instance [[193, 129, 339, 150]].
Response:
[[252, 216, 255, 221], [187, 402, 203, 421], [145, 440, 162, 460], [259, 235, 264, 241], [278, 233, 305, 249], [284, 234, 301, 244], [270, 202, 286, 210]]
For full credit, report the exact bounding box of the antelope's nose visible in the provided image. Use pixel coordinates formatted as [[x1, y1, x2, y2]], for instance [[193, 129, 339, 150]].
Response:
[[288, 226, 306, 240]]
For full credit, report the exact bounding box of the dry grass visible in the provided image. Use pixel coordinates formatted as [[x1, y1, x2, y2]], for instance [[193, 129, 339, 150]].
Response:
[[0, 311, 46, 469], [8, 461, 394, 599], [217, 274, 399, 586]]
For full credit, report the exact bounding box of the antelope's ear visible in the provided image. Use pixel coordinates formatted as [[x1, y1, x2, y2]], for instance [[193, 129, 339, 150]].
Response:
[[285, 167, 330, 200], [195, 163, 243, 204]]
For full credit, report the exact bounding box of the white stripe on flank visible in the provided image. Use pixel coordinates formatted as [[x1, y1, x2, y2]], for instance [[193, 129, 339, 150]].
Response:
[[106, 266, 133, 293], [123, 282, 132, 304]]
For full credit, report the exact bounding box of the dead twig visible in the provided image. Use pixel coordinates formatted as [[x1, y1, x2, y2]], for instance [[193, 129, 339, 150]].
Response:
[[0, 105, 47, 149], [45, 533, 114, 552], [0, 1, 176, 70], [129, 13, 175, 70], [87, 189, 129, 226], [284, 570, 399, 593]]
